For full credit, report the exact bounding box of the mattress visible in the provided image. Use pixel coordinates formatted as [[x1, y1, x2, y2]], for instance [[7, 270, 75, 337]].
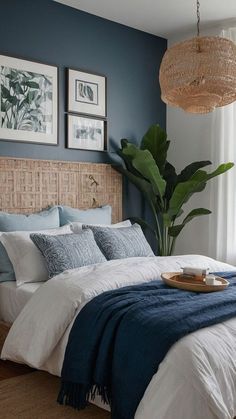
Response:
[[0, 281, 42, 324]]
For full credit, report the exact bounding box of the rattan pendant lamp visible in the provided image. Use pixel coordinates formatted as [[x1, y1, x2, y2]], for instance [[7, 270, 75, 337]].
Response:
[[159, 0, 236, 114]]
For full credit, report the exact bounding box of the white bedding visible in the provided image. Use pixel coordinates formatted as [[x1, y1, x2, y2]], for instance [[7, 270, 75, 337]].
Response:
[[1, 254, 236, 419], [0, 281, 41, 323]]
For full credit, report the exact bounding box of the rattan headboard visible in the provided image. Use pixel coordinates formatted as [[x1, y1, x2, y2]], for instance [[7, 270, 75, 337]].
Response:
[[0, 157, 122, 223]]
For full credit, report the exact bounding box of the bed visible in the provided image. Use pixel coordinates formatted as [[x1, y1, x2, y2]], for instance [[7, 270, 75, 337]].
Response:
[[0, 281, 42, 324], [1, 157, 236, 419], [0, 156, 122, 346]]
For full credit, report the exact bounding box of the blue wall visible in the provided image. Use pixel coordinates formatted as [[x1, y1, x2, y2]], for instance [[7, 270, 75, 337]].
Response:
[[0, 0, 166, 221]]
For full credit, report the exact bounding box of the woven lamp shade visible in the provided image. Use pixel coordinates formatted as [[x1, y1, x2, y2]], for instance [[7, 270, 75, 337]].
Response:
[[159, 36, 236, 114]]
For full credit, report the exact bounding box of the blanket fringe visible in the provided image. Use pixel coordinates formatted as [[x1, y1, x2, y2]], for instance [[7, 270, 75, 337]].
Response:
[[57, 381, 111, 410], [90, 384, 111, 406]]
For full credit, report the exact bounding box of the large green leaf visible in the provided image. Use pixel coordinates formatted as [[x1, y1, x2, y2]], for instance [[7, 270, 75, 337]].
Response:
[[129, 217, 155, 233], [163, 161, 178, 204], [5, 71, 18, 80], [177, 161, 212, 183], [117, 139, 143, 178], [141, 125, 169, 174], [1, 85, 10, 99], [115, 165, 156, 208], [1, 101, 11, 113], [8, 95, 18, 105], [22, 81, 39, 89], [168, 208, 211, 237], [14, 83, 24, 95], [168, 163, 234, 220], [122, 143, 166, 200]]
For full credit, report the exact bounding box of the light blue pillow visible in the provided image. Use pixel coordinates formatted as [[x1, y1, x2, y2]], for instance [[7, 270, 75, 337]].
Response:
[[58, 205, 112, 226], [0, 207, 59, 231], [30, 230, 106, 278], [84, 223, 154, 260], [0, 207, 60, 282]]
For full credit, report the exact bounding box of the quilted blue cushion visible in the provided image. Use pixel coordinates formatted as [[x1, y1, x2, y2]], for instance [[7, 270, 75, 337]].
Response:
[[0, 207, 60, 282], [58, 205, 112, 226], [30, 230, 106, 278], [84, 223, 154, 260]]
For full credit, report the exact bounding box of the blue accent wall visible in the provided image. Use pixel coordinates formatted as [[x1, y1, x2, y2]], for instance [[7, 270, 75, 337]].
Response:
[[0, 0, 166, 223]]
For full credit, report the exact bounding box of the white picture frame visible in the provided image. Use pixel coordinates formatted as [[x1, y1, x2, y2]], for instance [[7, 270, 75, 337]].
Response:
[[67, 114, 107, 151], [0, 54, 58, 145], [68, 68, 106, 118]]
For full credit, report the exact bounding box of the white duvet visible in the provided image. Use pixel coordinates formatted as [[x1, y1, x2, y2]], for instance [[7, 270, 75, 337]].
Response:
[[2, 255, 236, 419]]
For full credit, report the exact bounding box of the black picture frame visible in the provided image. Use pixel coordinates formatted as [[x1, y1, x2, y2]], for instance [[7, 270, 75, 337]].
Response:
[[67, 113, 108, 152], [67, 68, 107, 118]]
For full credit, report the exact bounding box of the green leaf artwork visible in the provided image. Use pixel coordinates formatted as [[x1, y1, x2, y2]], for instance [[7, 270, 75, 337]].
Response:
[[0, 66, 53, 133]]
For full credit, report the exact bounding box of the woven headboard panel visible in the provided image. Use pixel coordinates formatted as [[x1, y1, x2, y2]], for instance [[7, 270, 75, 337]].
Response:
[[0, 157, 122, 223]]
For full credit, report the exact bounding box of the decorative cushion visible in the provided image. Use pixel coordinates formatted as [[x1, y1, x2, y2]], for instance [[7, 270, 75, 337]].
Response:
[[58, 205, 112, 226], [70, 219, 131, 233], [84, 223, 154, 260], [0, 225, 71, 287], [0, 207, 60, 283], [0, 239, 15, 282], [30, 230, 106, 279]]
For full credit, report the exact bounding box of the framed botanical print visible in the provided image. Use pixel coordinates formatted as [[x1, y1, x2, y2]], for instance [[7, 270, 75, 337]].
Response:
[[0, 54, 58, 144], [68, 69, 106, 118], [67, 114, 107, 151]]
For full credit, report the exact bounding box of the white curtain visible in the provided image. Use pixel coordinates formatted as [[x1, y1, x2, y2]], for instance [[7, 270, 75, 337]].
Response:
[[209, 28, 236, 264]]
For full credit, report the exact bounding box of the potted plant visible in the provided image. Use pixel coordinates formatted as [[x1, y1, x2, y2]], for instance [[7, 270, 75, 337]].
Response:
[[116, 125, 233, 256]]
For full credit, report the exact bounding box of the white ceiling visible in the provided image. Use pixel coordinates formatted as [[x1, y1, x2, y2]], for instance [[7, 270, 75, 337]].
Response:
[[55, 0, 236, 38]]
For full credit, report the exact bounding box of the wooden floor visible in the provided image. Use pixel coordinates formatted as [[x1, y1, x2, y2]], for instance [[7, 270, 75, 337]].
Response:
[[0, 370, 110, 419], [0, 360, 110, 418], [0, 359, 34, 381], [0, 327, 109, 418]]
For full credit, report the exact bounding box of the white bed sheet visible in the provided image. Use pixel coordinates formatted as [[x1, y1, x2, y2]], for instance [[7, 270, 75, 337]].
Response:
[[0, 281, 42, 323], [2, 255, 236, 419]]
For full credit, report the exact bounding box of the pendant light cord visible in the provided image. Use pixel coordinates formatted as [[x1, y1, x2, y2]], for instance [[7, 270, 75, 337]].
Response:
[[196, 0, 201, 52], [197, 0, 200, 37]]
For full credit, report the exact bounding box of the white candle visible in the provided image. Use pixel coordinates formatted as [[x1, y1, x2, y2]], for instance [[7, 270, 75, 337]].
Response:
[[205, 275, 216, 285]]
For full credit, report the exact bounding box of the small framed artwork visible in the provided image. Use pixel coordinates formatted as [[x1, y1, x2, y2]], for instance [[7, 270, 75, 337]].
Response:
[[67, 114, 107, 151], [68, 68, 106, 118], [0, 54, 58, 145]]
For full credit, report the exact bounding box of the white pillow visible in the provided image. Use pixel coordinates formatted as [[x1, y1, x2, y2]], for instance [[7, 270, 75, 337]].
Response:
[[0, 225, 72, 287], [70, 219, 131, 233]]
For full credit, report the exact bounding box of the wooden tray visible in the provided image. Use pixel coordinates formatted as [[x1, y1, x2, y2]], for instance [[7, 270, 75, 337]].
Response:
[[161, 272, 229, 293]]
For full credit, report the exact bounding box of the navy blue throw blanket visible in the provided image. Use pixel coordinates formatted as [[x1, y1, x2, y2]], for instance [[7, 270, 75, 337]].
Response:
[[58, 272, 236, 419]]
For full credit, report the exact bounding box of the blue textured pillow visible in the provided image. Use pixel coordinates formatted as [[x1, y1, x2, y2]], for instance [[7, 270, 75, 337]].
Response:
[[58, 205, 112, 226], [30, 230, 106, 279], [84, 223, 154, 260], [0, 207, 60, 282]]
